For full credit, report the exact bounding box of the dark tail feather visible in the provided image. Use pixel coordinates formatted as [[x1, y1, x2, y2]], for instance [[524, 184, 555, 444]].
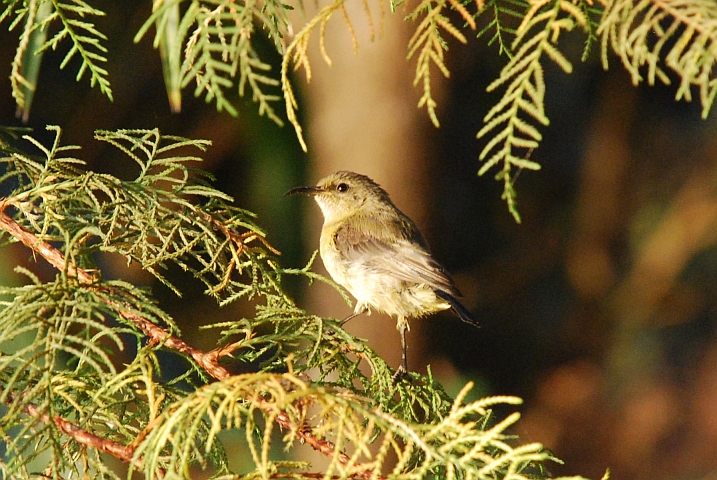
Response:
[[435, 290, 479, 327]]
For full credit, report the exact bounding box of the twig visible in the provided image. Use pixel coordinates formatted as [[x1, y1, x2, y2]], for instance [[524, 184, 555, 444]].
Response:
[[0, 208, 97, 284], [0, 204, 383, 480], [200, 209, 281, 255], [5, 392, 152, 474]]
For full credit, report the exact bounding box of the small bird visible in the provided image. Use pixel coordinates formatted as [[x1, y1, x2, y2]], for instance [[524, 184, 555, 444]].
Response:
[[285, 171, 477, 380]]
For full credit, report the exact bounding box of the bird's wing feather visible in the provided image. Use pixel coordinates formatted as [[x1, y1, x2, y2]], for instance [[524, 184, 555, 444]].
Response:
[[333, 215, 461, 297]]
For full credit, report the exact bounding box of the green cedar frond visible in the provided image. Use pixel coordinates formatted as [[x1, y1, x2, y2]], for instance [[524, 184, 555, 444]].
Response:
[[1, 126, 282, 302], [6, 0, 717, 224], [0, 271, 178, 479], [0, 278, 121, 383], [9, 0, 53, 122], [280, 0, 381, 151], [0, 340, 182, 479], [134, 373, 544, 480], [477, 0, 587, 222], [137, 0, 289, 123], [154, 0, 184, 112], [182, 1, 281, 120], [477, 0, 529, 57], [282, 0, 352, 151], [579, 0, 601, 61], [0, 1, 24, 24], [598, 0, 717, 118], [28, 0, 113, 99], [407, 0, 475, 127], [205, 304, 455, 423]]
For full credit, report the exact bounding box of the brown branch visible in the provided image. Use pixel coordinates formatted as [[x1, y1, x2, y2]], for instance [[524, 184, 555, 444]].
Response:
[[199, 209, 281, 255], [53, 415, 145, 470], [0, 208, 96, 284], [0, 204, 382, 480], [6, 392, 150, 474]]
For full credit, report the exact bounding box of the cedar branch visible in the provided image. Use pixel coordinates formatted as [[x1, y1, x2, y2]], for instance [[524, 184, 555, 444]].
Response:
[[4, 391, 149, 473], [0, 202, 383, 480]]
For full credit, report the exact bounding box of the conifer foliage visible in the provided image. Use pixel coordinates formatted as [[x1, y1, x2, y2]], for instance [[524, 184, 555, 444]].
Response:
[[0, 126, 592, 479], [0, 0, 709, 475], [3, 0, 717, 219]]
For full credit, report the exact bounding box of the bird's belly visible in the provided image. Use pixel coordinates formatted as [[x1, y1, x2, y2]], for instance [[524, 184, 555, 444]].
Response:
[[322, 248, 450, 318]]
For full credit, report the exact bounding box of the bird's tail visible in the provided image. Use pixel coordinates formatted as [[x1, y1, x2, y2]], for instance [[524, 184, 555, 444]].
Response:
[[435, 290, 479, 327]]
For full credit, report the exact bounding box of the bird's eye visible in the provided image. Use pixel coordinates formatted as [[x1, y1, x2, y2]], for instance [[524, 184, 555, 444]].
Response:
[[336, 183, 349, 193]]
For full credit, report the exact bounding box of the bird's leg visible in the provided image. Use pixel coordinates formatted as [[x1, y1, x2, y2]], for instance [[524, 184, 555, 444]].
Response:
[[392, 317, 409, 383], [341, 305, 367, 326], [329, 306, 366, 338]]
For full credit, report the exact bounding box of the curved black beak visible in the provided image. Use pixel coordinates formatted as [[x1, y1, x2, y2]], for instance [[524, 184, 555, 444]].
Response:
[[283, 185, 324, 197]]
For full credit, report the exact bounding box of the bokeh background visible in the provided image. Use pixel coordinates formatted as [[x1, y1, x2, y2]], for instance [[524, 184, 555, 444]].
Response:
[[2, 1, 717, 479]]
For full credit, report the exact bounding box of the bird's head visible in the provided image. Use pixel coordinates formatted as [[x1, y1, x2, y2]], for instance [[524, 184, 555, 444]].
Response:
[[284, 171, 394, 223]]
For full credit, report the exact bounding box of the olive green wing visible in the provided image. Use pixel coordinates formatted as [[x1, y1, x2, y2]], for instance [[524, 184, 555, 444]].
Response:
[[332, 215, 462, 297]]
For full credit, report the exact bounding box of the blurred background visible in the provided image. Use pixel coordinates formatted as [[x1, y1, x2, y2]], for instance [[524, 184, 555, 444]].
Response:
[[1, 1, 717, 479]]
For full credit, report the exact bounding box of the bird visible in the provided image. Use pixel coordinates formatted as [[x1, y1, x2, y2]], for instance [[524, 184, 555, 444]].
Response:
[[285, 171, 478, 380]]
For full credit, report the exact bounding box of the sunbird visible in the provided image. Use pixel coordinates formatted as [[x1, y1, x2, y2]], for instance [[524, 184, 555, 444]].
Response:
[[286, 171, 478, 380]]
